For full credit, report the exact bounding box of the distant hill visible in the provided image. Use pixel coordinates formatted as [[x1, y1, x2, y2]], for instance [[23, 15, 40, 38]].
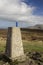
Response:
[[0, 28, 43, 41], [29, 24, 43, 30], [0, 29, 8, 38]]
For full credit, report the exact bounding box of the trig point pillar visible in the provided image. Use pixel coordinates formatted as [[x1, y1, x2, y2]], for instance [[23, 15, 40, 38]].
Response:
[[5, 27, 25, 61]]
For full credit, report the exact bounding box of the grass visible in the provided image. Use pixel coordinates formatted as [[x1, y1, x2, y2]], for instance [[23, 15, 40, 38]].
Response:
[[0, 40, 6, 53], [0, 40, 43, 65], [23, 40, 43, 53], [0, 40, 43, 53]]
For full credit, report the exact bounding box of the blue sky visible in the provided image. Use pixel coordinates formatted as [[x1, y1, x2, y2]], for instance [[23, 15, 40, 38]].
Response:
[[0, 0, 43, 28], [24, 0, 43, 15]]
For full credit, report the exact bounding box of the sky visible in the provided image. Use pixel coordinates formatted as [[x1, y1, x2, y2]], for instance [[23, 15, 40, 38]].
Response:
[[0, 0, 43, 28]]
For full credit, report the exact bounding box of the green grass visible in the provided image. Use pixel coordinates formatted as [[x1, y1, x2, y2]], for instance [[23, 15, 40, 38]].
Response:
[[23, 40, 43, 53], [0, 40, 6, 53], [0, 46, 6, 53], [0, 40, 43, 53]]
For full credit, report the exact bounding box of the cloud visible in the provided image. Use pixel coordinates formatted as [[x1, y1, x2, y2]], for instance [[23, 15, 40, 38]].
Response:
[[0, 0, 33, 19], [28, 16, 43, 25], [0, 0, 33, 14], [0, 0, 43, 25]]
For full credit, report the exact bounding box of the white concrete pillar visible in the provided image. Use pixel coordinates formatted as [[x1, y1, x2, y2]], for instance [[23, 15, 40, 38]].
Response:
[[5, 27, 25, 61]]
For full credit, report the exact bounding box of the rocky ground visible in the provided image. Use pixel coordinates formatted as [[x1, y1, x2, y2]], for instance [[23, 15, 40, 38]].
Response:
[[0, 51, 43, 65]]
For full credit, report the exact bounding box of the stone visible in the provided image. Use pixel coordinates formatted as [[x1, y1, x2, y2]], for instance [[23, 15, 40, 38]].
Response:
[[5, 27, 25, 61]]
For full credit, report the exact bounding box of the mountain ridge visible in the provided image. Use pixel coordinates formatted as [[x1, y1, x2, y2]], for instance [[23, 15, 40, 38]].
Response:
[[28, 24, 43, 30]]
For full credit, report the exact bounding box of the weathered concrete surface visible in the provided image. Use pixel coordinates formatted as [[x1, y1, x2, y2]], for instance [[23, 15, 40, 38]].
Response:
[[5, 27, 25, 60]]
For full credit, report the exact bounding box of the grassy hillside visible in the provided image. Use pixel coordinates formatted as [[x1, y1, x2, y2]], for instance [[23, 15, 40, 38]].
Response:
[[21, 28, 43, 41], [0, 28, 43, 41], [0, 28, 43, 53]]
